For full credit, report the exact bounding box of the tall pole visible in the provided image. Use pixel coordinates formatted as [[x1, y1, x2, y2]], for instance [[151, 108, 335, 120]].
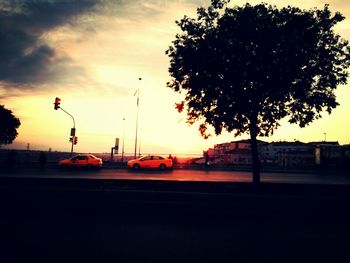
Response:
[[134, 77, 141, 159], [138, 138, 141, 158], [60, 107, 76, 156], [122, 117, 125, 162], [54, 97, 76, 156]]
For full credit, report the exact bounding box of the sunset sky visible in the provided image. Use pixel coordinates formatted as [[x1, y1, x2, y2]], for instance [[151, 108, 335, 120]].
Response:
[[1, 0, 350, 155]]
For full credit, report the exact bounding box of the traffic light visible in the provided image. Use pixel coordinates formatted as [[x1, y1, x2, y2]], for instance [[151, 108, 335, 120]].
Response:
[[54, 97, 61, 110], [69, 136, 73, 143], [73, 136, 78, 145]]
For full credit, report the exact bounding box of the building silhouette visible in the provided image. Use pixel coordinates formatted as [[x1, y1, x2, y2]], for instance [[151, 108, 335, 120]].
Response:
[[205, 140, 349, 170]]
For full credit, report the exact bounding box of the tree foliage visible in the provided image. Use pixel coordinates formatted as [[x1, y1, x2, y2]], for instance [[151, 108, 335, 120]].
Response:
[[0, 105, 21, 145], [166, 0, 350, 183]]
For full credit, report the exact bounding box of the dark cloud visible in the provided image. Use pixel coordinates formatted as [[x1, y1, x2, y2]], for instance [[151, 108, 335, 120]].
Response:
[[0, 0, 99, 87], [0, 0, 205, 95]]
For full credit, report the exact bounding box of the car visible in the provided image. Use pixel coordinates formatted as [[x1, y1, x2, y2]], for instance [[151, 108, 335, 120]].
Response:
[[127, 155, 173, 170], [58, 154, 103, 168]]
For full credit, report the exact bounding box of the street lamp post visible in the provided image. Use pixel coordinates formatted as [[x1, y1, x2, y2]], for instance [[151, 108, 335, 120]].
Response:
[[134, 77, 141, 159]]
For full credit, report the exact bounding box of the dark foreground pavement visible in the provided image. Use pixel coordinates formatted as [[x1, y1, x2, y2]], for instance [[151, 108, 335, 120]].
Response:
[[1, 177, 350, 262]]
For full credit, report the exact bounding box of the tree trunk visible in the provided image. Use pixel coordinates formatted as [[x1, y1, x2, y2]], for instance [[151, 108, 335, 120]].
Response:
[[250, 118, 260, 184]]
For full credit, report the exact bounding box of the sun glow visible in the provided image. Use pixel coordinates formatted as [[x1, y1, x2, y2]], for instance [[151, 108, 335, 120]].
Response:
[[2, 0, 350, 154]]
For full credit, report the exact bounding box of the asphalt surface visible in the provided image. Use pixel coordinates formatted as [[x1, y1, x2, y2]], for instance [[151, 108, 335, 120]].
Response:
[[1, 174, 350, 262], [1, 165, 350, 185]]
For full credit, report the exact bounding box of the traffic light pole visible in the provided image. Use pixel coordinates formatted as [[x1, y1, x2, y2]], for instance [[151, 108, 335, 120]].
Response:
[[59, 107, 76, 156]]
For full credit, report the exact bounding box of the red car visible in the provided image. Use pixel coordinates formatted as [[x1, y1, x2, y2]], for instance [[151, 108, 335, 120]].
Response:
[[127, 155, 173, 170], [59, 154, 103, 168]]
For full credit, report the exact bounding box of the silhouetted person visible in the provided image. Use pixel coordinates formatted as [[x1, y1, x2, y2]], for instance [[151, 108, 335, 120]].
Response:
[[169, 154, 177, 167], [204, 151, 209, 169], [39, 151, 47, 170], [172, 156, 178, 164]]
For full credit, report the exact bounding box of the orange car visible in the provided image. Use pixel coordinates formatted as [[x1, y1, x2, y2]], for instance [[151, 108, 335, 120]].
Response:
[[59, 154, 103, 168], [127, 155, 173, 170]]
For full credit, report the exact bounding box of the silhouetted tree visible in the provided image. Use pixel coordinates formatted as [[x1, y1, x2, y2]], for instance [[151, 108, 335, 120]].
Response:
[[0, 105, 21, 146], [166, 0, 350, 183]]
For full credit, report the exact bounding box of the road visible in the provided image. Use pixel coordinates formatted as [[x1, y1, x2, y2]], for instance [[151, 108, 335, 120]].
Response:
[[1, 168, 350, 262], [1, 167, 350, 185]]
